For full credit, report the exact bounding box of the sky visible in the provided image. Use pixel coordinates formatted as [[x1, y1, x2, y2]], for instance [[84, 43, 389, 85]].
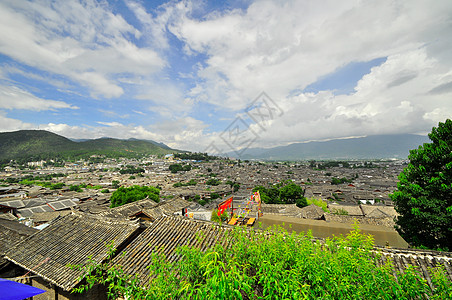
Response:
[[1, 0, 452, 154]]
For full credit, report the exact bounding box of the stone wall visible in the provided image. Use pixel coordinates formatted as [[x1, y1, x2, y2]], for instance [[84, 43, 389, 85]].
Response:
[[324, 213, 396, 228]]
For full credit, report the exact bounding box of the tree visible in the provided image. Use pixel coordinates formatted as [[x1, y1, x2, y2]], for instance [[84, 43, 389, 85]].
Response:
[[390, 119, 452, 251], [206, 178, 220, 186], [110, 185, 160, 208], [253, 183, 306, 206], [279, 183, 307, 207]]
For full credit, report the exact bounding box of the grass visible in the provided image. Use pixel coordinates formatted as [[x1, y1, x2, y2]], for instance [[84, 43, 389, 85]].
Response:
[[306, 197, 329, 212]]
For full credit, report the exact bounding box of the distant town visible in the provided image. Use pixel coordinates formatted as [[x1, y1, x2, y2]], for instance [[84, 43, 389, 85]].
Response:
[[1, 154, 405, 234]]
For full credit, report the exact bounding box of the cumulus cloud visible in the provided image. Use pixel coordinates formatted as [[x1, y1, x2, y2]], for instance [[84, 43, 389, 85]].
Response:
[[167, 0, 452, 110], [1, 0, 452, 151], [162, 0, 452, 148], [0, 111, 33, 131], [0, 85, 78, 111], [0, 0, 164, 98], [247, 48, 452, 147]]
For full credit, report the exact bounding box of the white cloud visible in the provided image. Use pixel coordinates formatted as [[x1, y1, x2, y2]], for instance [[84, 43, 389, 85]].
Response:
[[167, 0, 452, 109], [0, 85, 78, 111], [160, 0, 452, 147], [0, 0, 164, 98], [1, 0, 452, 151], [0, 111, 33, 131], [245, 47, 452, 147]]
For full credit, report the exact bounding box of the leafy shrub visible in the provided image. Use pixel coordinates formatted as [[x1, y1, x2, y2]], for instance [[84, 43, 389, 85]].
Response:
[[110, 185, 160, 208], [206, 178, 220, 186], [211, 209, 229, 223], [331, 177, 353, 185], [307, 197, 329, 212], [71, 224, 452, 299]]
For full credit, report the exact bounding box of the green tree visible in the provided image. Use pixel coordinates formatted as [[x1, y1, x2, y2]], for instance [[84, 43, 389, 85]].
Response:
[[169, 164, 183, 173], [206, 178, 220, 186], [110, 185, 160, 208], [390, 119, 452, 251], [252, 185, 272, 203], [112, 180, 120, 189], [279, 183, 307, 207]]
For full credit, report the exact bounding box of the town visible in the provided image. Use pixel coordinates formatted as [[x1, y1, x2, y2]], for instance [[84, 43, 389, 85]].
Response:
[[1, 154, 451, 298], [1, 155, 403, 229]]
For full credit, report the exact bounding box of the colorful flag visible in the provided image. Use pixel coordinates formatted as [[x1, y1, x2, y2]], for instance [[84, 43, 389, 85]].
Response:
[[254, 191, 261, 204], [218, 197, 233, 216]]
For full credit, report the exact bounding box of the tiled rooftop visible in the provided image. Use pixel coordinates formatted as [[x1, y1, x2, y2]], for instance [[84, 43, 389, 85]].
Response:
[[5, 211, 141, 291]]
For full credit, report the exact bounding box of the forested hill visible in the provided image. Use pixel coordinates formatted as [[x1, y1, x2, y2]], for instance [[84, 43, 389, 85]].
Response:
[[0, 130, 179, 162]]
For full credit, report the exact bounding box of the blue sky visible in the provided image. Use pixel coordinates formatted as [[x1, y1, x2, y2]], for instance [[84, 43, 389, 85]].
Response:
[[1, 0, 452, 153]]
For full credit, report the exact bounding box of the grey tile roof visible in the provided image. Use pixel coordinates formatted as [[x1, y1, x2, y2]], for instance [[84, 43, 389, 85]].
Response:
[[0, 218, 37, 255], [141, 198, 191, 220], [17, 204, 54, 217], [374, 247, 452, 289], [0, 212, 17, 221], [30, 211, 71, 223], [4, 211, 141, 291], [113, 216, 232, 286], [99, 198, 158, 219], [0, 199, 25, 209]]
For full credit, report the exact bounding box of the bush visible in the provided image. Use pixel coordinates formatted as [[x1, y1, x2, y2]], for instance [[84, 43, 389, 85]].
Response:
[[72, 224, 452, 299], [206, 178, 220, 186], [110, 185, 160, 208], [307, 197, 329, 212], [211, 209, 229, 223]]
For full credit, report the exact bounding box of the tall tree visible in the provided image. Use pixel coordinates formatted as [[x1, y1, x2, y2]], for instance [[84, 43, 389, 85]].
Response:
[[390, 119, 452, 250]]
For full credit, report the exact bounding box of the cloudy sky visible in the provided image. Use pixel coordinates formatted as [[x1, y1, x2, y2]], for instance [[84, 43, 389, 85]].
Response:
[[1, 0, 451, 153]]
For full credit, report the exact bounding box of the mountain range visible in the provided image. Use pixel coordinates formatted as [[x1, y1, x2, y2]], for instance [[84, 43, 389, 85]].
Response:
[[0, 130, 179, 161], [0, 130, 431, 162], [230, 134, 430, 160]]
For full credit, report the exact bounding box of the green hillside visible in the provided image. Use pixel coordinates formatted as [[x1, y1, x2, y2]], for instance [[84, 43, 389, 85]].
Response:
[[0, 130, 179, 162]]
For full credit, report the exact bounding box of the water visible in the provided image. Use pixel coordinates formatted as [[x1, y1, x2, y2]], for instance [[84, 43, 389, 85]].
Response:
[[257, 215, 409, 248]]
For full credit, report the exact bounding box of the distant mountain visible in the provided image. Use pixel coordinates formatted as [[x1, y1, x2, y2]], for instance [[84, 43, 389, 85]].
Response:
[[0, 130, 179, 161], [70, 137, 172, 150], [231, 134, 430, 160], [127, 138, 172, 150]]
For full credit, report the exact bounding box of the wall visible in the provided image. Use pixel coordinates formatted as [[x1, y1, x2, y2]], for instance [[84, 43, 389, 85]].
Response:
[[324, 214, 395, 228]]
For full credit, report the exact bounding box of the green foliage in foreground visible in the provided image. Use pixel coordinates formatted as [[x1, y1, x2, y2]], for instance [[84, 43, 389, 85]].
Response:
[[71, 225, 452, 299], [110, 185, 160, 208], [210, 209, 229, 223]]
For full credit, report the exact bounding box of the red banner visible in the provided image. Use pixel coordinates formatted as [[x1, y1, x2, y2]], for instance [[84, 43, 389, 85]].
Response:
[[218, 197, 233, 216]]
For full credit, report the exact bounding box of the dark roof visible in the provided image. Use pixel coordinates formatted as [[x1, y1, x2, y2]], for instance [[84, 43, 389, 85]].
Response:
[[141, 198, 190, 220], [0, 218, 37, 255], [99, 198, 158, 219], [374, 247, 452, 289], [113, 216, 232, 286], [30, 211, 71, 223], [0, 212, 17, 221], [4, 211, 141, 291]]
